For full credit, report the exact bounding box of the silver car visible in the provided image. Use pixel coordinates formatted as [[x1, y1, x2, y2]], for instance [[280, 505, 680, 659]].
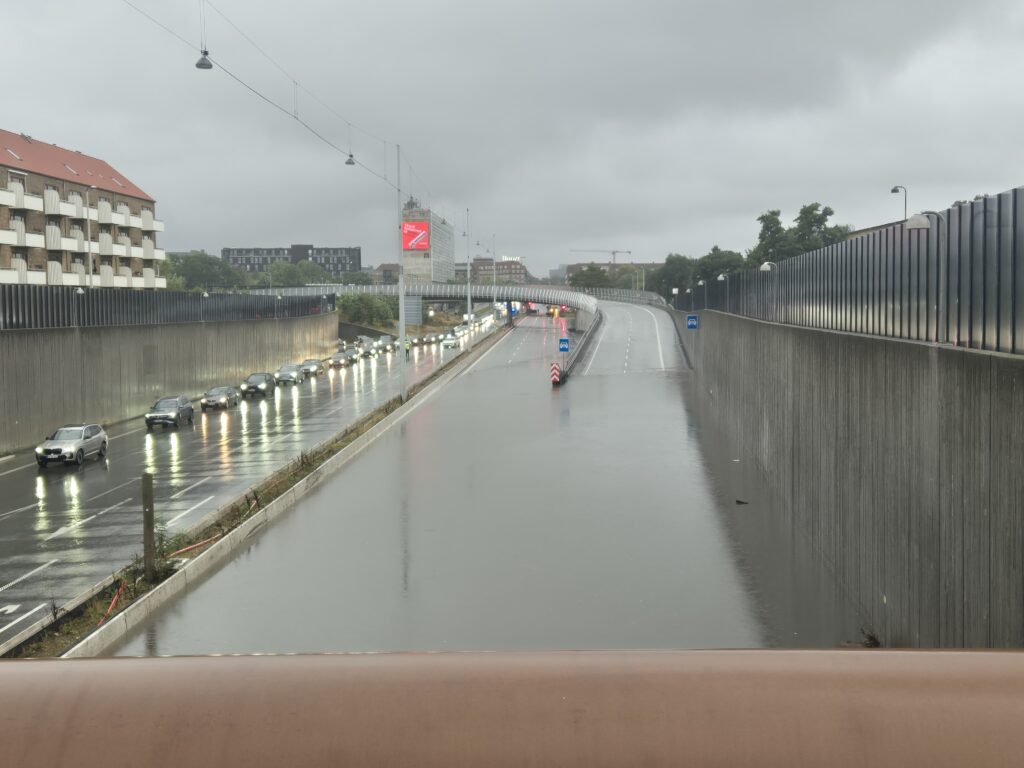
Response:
[[35, 424, 107, 467], [275, 364, 306, 385]]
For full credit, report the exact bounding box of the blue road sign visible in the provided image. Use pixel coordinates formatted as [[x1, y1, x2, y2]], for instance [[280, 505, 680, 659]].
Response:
[[686, 315, 699, 330], [558, 337, 570, 353]]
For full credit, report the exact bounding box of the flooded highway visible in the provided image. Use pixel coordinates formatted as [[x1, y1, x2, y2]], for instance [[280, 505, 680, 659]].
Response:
[[111, 306, 765, 655], [0, 339, 469, 648]]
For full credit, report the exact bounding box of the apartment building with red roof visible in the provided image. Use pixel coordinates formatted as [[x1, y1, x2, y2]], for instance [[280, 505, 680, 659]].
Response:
[[0, 129, 166, 289]]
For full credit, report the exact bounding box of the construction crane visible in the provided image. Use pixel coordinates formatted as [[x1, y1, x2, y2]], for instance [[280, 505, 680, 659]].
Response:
[[569, 249, 632, 266]]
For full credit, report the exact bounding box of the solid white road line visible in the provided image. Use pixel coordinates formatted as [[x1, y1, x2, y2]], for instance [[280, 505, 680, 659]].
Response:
[[166, 494, 215, 526], [169, 476, 210, 500], [45, 498, 130, 541], [638, 305, 667, 370], [0, 462, 36, 478], [108, 427, 145, 441], [0, 603, 48, 634], [0, 502, 39, 523], [583, 312, 612, 376], [0, 560, 59, 594], [87, 477, 138, 503]]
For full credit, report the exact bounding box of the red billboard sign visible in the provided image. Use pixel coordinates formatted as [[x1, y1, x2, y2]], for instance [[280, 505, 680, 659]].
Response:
[[402, 221, 431, 251]]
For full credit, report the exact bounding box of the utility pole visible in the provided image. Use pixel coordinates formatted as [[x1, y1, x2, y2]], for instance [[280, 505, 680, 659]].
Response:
[[397, 144, 407, 401], [141, 473, 156, 582], [465, 207, 472, 350]]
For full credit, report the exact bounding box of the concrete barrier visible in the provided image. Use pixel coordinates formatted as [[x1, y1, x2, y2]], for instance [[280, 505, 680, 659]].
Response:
[[0, 313, 337, 454], [669, 309, 1024, 648]]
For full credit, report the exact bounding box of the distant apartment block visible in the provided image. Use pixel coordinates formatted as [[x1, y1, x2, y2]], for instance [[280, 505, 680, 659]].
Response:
[[0, 129, 166, 289], [455, 256, 535, 284], [221, 243, 361, 278], [371, 262, 400, 285], [401, 199, 454, 283]]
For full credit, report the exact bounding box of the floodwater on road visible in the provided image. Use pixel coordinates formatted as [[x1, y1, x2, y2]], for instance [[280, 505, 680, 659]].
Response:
[[110, 307, 861, 656]]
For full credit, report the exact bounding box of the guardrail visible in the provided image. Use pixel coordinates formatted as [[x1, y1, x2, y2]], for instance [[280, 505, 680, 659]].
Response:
[[567, 286, 667, 306], [0, 285, 336, 330], [263, 283, 600, 315]]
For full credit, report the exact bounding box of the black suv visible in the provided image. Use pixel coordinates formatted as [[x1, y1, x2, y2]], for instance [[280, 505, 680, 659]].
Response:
[[241, 373, 276, 397], [145, 395, 194, 430]]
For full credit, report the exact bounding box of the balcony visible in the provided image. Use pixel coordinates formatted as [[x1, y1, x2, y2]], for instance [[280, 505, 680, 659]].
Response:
[[98, 232, 113, 256], [115, 204, 131, 226], [45, 224, 62, 250], [152, 248, 166, 261], [97, 199, 112, 224], [128, 215, 142, 229], [43, 189, 62, 215], [129, 245, 144, 259], [3, 185, 44, 212], [0, 267, 46, 285], [140, 210, 165, 232], [67, 230, 86, 252]]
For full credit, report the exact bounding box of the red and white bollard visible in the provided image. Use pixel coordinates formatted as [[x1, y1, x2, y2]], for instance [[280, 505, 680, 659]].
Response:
[[550, 363, 561, 386]]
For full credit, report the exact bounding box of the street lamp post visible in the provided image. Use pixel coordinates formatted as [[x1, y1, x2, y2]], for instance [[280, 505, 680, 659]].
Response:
[[685, 287, 693, 311], [84, 184, 97, 287], [717, 273, 729, 313], [891, 185, 908, 221], [697, 279, 706, 309], [906, 211, 948, 344], [491, 234, 497, 312]]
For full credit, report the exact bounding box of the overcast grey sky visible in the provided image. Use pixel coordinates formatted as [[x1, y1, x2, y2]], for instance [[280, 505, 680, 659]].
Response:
[[3, 0, 1022, 274]]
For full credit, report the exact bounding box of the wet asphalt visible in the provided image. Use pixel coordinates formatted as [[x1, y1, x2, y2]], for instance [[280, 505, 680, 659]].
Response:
[[0, 335, 477, 648], [110, 306, 763, 656]]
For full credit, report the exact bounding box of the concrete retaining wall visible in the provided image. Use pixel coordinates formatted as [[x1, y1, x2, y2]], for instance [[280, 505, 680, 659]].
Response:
[[0, 313, 337, 453], [671, 309, 1024, 648]]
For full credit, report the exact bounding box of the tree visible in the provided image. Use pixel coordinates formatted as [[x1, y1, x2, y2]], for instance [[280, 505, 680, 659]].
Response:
[[747, 210, 794, 265], [295, 259, 329, 285], [165, 250, 247, 291], [337, 294, 395, 327], [790, 203, 849, 254], [746, 204, 848, 265], [568, 264, 612, 289], [339, 271, 372, 285], [269, 260, 303, 287], [648, 254, 695, 300], [611, 265, 638, 289], [692, 246, 745, 285]]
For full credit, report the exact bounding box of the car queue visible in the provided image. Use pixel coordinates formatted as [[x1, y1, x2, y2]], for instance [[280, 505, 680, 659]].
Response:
[[34, 325, 473, 469]]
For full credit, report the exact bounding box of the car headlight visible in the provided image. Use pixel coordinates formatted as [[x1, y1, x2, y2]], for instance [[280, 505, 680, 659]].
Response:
[[35, 447, 43, 454], [241, 384, 249, 390], [201, 398, 207, 403], [258, 383, 267, 390], [219, 397, 227, 403]]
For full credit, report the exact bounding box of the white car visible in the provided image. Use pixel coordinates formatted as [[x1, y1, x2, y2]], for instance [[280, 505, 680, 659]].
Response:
[[442, 333, 459, 348], [36, 424, 107, 467]]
